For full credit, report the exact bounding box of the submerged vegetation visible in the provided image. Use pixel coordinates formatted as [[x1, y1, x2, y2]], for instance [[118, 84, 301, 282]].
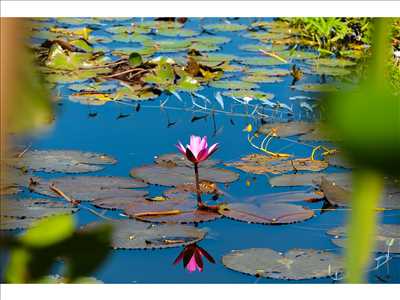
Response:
[[0, 17, 399, 284]]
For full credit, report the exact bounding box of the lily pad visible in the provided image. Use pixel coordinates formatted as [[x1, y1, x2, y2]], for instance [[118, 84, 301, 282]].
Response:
[[0, 217, 34, 230], [237, 57, 288, 66], [269, 172, 351, 187], [69, 91, 114, 106], [293, 84, 338, 93], [92, 196, 147, 210], [304, 66, 351, 77], [84, 220, 205, 250], [154, 153, 220, 168], [153, 39, 191, 53], [306, 57, 357, 68], [114, 86, 160, 101], [327, 224, 400, 254], [112, 33, 153, 44], [239, 43, 287, 52], [1, 199, 78, 219], [222, 90, 275, 101], [246, 67, 290, 77], [156, 28, 200, 37], [219, 202, 314, 225], [324, 152, 352, 169], [124, 192, 221, 223], [68, 82, 117, 92], [203, 23, 247, 32], [222, 248, 343, 280], [242, 75, 284, 84], [189, 36, 231, 45], [8, 150, 116, 173], [209, 80, 259, 90], [245, 191, 324, 204], [29, 176, 148, 201], [257, 121, 315, 137]]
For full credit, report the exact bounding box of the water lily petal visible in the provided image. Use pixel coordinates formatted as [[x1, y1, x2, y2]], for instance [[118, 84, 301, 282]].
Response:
[[207, 143, 219, 157], [186, 255, 198, 272], [176, 142, 187, 155], [197, 148, 210, 162]]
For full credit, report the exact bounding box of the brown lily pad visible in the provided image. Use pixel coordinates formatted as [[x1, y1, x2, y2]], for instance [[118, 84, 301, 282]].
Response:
[[92, 196, 147, 210], [0, 198, 79, 219], [226, 154, 328, 175], [7, 150, 116, 173], [218, 202, 314, 225], [324, 152, 353, 169], [124, 191, 221, 224], [327, 224, 400, 254], [257, 122, 315, 138], [154, 153, 220, 168], [222, 248, 344, 280], [29, 176, 148, 201], [269, 172, 351, 187], [84, 220, 205, 250], [0, 216, 35, 230]]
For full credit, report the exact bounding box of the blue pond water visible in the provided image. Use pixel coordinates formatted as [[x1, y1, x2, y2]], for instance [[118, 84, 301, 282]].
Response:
[[7, 17, 400, 283]]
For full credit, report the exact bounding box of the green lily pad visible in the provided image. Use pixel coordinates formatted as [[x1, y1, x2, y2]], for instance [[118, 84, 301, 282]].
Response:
[[238, 56, 288, 66], [257, 121, 315, 137], [292, 84, 338, 93], [189, 36, 231, 45], [69, 91, 114, 106], [189, 43, 220, 52], [29, 176, 148, 201], [114, 86, 160, 101], [222, 90, 275, 101], [124, 192, 221, 224], [194, 53, 237, 64], [153, 39, 191, 53], [239, 43, 287, 52], [306, 57, 357, 68], [327, 224, 400, 254], [203, 23, 247, 32], [1, 199, 79, 219], [246, 67, 290, 77], [226, 154, 328, 175], [304, 66, 351, 77], [8, 150, 116, 173], [43, 68, 111, 84], [156, 28, 200, 37], [68, 82, 117, 92], [209, 80, 259, 90], [222, 248, 343, 280], [112, 33, 153, 44], [106, 25, 151, 34], [56, 18, 102, 26], [130, 157, 239, 186], [279, 50, 320, 61], [154, 153, 220, 168], [0, 217, 34, 231], [84, 220, 205, 250], [269, 172, 351, 187], [219, 202, 314, 225], [242, 75, 284, 83]]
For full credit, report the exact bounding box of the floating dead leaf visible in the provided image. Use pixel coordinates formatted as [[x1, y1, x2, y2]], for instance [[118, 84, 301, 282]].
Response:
[[8, 150, 116, 173], [219, 202, 314, 225], [257, 121, 315, 138], [1, 199, 79, 219], [226, 154, 327, 175], [30, 176, 148, 201], [327, 224, 400, 254], [222, 248, 343, 280], [84, 220, 205, 250]]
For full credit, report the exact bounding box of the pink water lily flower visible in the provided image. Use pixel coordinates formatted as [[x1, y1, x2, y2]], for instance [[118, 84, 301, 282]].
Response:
[[173, 244, 215, 273], [176, 135, 218, 164]]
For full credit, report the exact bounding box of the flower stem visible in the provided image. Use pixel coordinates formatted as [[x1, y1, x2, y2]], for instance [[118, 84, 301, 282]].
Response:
[[193, 162, 203, 207]]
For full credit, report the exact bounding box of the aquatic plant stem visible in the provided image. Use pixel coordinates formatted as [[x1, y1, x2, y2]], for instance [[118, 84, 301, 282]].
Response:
[[193, 162, 203, 207]]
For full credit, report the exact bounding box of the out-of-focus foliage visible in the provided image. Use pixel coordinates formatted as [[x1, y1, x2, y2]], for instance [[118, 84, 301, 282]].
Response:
[[324, 18, 400, 283], [1, 214, 112, 283]]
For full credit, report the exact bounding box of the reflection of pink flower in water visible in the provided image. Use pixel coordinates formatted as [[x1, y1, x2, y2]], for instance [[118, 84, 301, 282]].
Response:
[[176, 135, 218, 164], [173, 244, 215, 273]]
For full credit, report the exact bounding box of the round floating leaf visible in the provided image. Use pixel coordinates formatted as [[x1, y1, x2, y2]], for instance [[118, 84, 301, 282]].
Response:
[[324, 152, 352, 169], [92, 196, 147, 210], [130, 163, 239, 187], [106, 25, 151, 34], [327, 224, 400, 254], [189, 36, 231, 45], [153, 39, 191, 53], [257, 121, 315, 137], [68, 82, 117, 93], [112, 33, 152, 44], [305, 57, 357, 68], [293, 83, 338, 93], [30, 176, 148, 201], [69, 91, 114, 106], [237, 57, 288, 66], [8, 150, 116, 173], [194, 53, 237, 64], [208, 80, 259, 90], [269, 172, 351, 187], [0, 217, 34, 231], [84, 220, 205, 249], [279, 50, 320, 61], [245, 191, 324, 204], [112, 46, 155, 58], [154, 153, 220, 168], [156, 28, 200, 37], [242, 75, 284, 83], [114, 86, 160, 101], [128, 52, 143, 67], [222, 90, 274, 101], [246, 67, 290, 77], [203, 23, 247, 32], [304, 66, 351, 77], [124, 193, 221, 223], [239, 43, 287, 52], [219, 202, 314, 225], [189, 43, 220, 52], [1, 199, 78, 219], [222, 248, 343, 280], [299, 127, 339, 142]]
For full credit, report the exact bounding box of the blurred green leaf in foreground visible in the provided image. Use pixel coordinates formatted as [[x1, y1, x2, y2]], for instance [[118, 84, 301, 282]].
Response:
[[325, 18, 400, 283]]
